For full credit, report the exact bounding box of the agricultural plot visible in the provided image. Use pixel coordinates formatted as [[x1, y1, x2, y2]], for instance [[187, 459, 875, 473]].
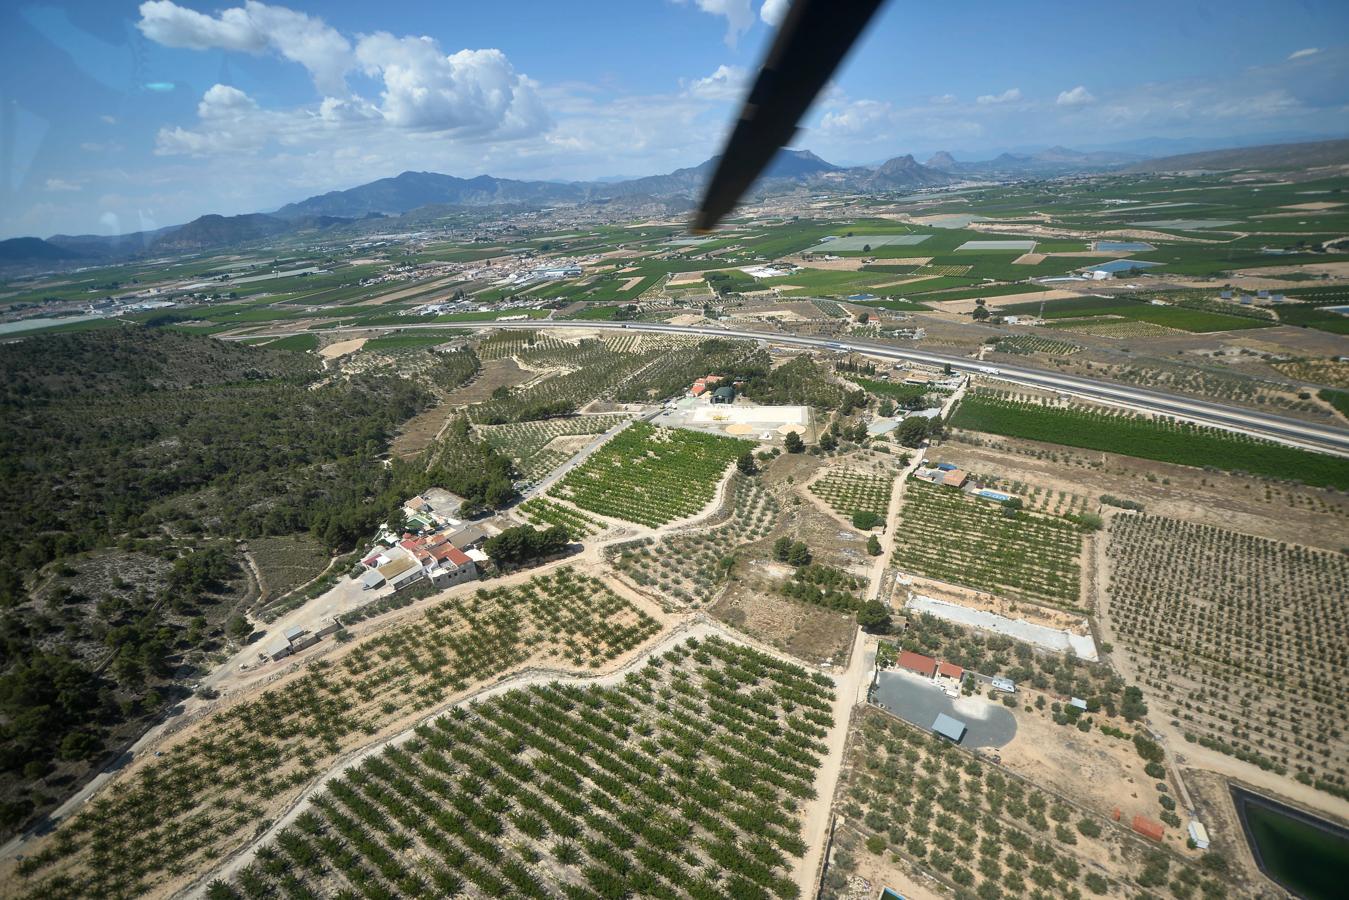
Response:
[[209, 635, 833, 900], [517, 498, 602, 538], [809, 469, 893, 521], [553, 423, 753, 527], [950, 390, 1349, 491], [808, 234, 931, 252], [476, 414, 631, 481], [1106, 515, 1349, 799], [891, 480, 1084, 609], [1047, 319, 1184, 339], [609, 472, 779, 606], [1000, 295, 1272, 333], [475, 332, 573, 360], [11, 569, 660, 899], [845, 376, 948, 407], [825, 707, 1231, 900], [992, 335, 1081, 356]]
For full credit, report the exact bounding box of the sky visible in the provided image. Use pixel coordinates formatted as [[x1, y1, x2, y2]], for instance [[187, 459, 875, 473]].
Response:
[[2, 0, 1348, 239]]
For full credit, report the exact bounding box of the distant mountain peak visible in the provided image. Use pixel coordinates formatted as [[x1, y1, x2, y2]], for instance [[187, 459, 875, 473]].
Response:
[[926, 151, 958, 169]]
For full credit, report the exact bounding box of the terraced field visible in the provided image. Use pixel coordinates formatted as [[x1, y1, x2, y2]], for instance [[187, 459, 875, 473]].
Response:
[[477, 414, 631, 481]]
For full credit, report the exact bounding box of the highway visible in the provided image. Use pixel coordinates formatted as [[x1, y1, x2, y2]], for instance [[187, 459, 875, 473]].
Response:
[[230, 319, 1349, 455]]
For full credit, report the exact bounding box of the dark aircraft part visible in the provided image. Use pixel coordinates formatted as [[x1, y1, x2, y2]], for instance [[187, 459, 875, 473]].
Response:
[[693, 0, 887, 232]]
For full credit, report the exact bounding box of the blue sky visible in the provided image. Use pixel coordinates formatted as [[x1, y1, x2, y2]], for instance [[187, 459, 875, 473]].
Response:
[[2, 0, 1347, 238]]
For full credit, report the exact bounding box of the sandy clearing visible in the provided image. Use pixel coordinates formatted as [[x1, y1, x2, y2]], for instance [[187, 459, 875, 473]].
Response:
[[1279, 201, 1343, 211], [619, 275, 644, 291], [318, 337, 366, 359], [871, 275, 942, 289], [1235, 260, 1349, 278], [1012, 252, 1046, 265]]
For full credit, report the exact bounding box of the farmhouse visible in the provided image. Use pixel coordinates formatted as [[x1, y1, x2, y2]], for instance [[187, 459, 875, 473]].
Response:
[[937, 661, 964, 682], [896, 650, 938, 677], [932, 713, 967, 743]]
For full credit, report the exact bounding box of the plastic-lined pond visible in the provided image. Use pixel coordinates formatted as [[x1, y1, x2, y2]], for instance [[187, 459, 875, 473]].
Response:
[[1232, 785, 1349, 900], [1094, 240, 1155, 252]]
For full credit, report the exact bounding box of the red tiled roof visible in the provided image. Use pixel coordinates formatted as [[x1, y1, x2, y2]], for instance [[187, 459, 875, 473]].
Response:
[[896, 651, 937, 676], [691, 384, 707, 396], [938, 661, 964, 680], [443, 546, 472, 567]]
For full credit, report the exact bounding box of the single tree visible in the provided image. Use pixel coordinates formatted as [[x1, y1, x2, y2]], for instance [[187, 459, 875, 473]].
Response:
[[736, 452, 758, 476], [784, 431, 805, 453], [857, 600, 891, 632], [866, 534, 882, 556]]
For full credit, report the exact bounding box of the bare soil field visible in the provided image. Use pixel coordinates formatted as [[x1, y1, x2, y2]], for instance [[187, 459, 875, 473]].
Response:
[[711, 585, 857, 667], [317, 336, 365, 359], [995, 691, 1193, 852]]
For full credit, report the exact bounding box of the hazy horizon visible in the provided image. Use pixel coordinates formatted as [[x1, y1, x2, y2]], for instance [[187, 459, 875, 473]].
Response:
[[3, 0, 1348, 238]]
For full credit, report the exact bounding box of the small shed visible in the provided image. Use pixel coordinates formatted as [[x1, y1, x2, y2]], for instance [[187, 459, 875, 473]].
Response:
[[265, 639, 291, 662], [361, 569, 386, 590], [1188, 820, 1210, 850], [896, 650, 938, 677], [938, 661, 964, 682], [1132, 814, 1165, 842], [283, 626, 304, 644], [932, 713, 967, 743], [711, 385, 736, 404], [1069, 697, 1088, 711]]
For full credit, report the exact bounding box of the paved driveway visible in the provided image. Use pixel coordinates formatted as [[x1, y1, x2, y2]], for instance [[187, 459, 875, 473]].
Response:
[[874, 670, 1017, 748]]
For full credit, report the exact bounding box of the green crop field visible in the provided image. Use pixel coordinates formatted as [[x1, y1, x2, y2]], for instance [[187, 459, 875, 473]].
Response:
[[999, 295, 1273, 332], [846, 376, 946, 407], [951, 392, 1349, 490], [809, 469, 893, 520], [361, 330, 470, 351], [892, 479, 1083, 608], [553, 422, 752, 526]]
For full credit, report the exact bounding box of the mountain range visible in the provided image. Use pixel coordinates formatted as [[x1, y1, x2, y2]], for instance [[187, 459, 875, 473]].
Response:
[[924, 146, 1146, 176], [7, 137, 1346, 268]]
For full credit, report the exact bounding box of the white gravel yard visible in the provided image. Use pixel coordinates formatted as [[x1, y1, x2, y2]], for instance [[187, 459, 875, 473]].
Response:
[[906, 594, 1098, 660]]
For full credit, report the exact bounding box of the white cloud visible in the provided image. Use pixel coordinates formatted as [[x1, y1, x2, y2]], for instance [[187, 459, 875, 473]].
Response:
[[760, 0, 790, 26], [99, 115, 118, 125], [819, 99, 895, 136], [354, 35, 548, 137], [45, 178, 81, 192], [141, 3, 550, 155], [930, 93, 957, 105], [137, 0, 352, 94], [1056, 86, 1095, 107], [674, 0, 755, 47], [976, 88, 1022, 105], [1288, 47, 1320, 60], [684, 64, 747, 100]]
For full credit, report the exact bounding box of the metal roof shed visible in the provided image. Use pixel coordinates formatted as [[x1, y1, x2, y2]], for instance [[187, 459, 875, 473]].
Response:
[[932, 713, 967, 743]]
